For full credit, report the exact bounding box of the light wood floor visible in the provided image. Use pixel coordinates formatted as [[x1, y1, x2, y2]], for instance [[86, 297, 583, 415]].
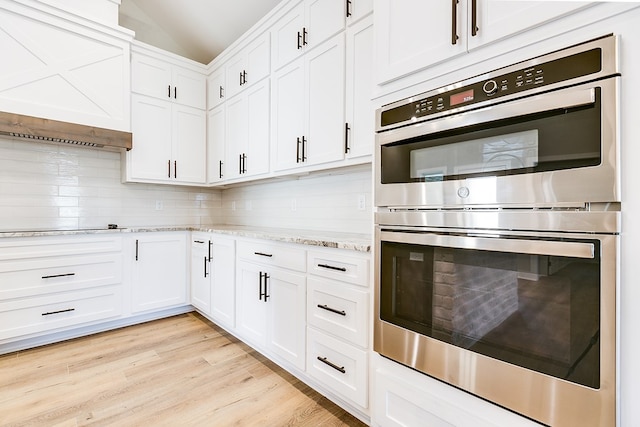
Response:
[[0, 313, 367, 426]]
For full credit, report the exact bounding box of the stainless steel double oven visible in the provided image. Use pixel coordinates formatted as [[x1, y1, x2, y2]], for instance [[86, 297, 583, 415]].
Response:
[[374, 35, 619, 426]]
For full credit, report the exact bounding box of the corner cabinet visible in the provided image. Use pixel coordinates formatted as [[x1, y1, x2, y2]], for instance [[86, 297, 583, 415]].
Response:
[[124, 45, 207, 186], [374, 0, 594, 84], [129, 232, 188, 314], [0, 1, 132, 131]]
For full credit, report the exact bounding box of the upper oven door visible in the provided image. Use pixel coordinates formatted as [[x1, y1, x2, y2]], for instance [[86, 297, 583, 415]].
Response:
[[375, 78, 619, 208]]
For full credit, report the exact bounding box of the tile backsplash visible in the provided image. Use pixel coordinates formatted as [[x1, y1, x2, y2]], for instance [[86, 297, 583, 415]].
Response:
[[0, 137, 221, 231], [0, 137, 373, 234]]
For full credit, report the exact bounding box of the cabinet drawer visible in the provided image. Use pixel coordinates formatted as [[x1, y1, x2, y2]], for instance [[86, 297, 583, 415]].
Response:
[[0, 253, 122, 300], [307, 250, 369, 287], [237, 240, 306, 272], [307, 276, 368, 347], [0, 236, 122, 260], [307, 327, 368, 408], [0, 286, 123, 340]]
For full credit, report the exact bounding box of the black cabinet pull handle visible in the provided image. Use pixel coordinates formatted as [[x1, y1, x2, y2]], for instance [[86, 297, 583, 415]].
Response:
[[168, 159, 171, 178], [194, 240, 205, 244], [259, 271, 265, 300], [239, 154, 242, 174], [318, 263, 347, 272], [219, 85, 224, 99], [174, 160, 177, 178], [344, 123, 350, 153], [451, 0, 459, 45], [346, 0, 352, 17], [302, 136, 307, 161], [254, 252, 273, 258], [242, 70, 247, 85], [471, 0, 478, 36], [42, 308, 75, 316], [219, 160, 224, 179], [204, 256, 209, 278], [297, 31, 302, 49], [240, 71, 243, 86], [168, 85, 171, 98], [317, 356, 346, 374], [41, 273, 75, 279], [241, 153, 247, 173], [317, 304, 346, 316], [135, 239, 139, 261], [263, 273, 270, 302], [302, 27, 308, 46], [296, 137, 301, 163], [174, 86, 177, 99], [208, 240, 213, 262]]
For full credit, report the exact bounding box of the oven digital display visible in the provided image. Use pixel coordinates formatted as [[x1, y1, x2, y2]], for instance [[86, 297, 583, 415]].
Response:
[[450, 89, 475, 106]]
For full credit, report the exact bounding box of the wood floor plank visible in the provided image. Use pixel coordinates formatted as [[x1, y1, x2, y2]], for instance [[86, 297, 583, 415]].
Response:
[[0, 313, 367, 426]]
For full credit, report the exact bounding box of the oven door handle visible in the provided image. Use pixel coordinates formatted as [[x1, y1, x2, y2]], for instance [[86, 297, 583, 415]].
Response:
[[378, 85, 597, 144], [379, 230, 594, 259]]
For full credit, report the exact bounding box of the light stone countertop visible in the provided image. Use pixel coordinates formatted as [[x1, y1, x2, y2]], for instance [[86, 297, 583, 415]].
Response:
[[0, 225, 372, 252]]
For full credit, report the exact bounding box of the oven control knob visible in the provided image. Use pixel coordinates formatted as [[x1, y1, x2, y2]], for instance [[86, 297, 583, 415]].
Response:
[[457, 186, 470, 198], [483, 80, 498, 95]]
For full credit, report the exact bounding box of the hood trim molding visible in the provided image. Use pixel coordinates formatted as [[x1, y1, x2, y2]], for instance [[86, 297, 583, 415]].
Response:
[[0, 111, 132, 151]]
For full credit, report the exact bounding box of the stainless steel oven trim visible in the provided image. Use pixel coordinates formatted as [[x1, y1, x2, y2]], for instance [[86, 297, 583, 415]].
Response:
[[379, 229, 595, 258], [374, 225, 617, 427], [376, 35, 617, 132], [375, 77, 619, 208]]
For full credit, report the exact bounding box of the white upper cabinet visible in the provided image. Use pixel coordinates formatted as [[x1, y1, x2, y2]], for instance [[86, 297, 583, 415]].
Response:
[[0, 3, 132, 131], [207, 65, 226, 110], [225, 32, 271, 100], [345, 15, 374, 159], [346, 0, 373, 25], [207, 104, 226, 184], [272, 0, 346, 70], [374, 0, 593, 85], [273, 34, 346, 172], [132, 52, 206, 110]]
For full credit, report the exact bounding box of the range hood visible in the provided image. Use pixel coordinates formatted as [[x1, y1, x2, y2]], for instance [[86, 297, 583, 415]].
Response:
[[0, 111, 132, 151]]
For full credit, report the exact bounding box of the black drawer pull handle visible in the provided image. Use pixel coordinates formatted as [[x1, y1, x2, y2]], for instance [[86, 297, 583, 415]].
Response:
[[254, 252, 273, 258], [42, 273, 75, 279], [194, 240, 205, 244], [42, 308, 75, 316], [317, 304, 346, 316], [317, 356, 346, 374], [318, 263, 347, 272]]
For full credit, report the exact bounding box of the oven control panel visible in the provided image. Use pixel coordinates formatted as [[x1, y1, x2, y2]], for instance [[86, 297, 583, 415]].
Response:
[[380, 47, 603, 128]]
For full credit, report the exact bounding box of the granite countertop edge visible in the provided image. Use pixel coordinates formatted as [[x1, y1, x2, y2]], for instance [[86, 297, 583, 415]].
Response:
[[0, 226, 372, 253]]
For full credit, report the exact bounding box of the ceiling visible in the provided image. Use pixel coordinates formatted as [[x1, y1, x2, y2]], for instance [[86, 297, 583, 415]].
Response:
[[118, 0, 283, 64]]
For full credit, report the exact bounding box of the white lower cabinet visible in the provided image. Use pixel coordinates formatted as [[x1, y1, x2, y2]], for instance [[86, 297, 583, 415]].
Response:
[[130, 232, 187, 314], [210, 235, 236, 329], [235, 240, 307, 370], [0, 235, 124, 341], [190, 234, 211, 313]]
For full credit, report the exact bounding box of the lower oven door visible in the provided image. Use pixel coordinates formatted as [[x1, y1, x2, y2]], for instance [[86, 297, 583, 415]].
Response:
[[374, 227, 616, 427]]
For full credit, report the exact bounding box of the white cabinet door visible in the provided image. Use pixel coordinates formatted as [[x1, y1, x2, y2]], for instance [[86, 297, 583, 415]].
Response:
[[244, 79, 271, 178], [173, 104, 206, 184], [207, 65, 226, 109], [128, 94, 173, 181], [345, 16, 374, 159], [306, 0, 346, 50], [172, 66, 206, 110], [132, 53, 173, 100], [131, 233, 187, 314], [374, 0, 467, 84], [225, 32, 271, 100], [225, 94, 247, 180], [0, 6, 131, 131], [210, 236, 236, 329], [305, 33, 346, 166], [267, 268, 306, 370], [273, 58, 305, 171], [346, 0, 373, 25], [207, 105, 226, 183], [272, 2, 306, 70], [467, 1, 593, 50], [190, 236, 211, 314], [236, 260, 268, 346]]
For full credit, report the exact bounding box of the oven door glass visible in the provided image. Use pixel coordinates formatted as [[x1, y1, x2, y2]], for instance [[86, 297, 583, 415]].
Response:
[[380, 234, 601, 389], [380, 88, 601, 184]]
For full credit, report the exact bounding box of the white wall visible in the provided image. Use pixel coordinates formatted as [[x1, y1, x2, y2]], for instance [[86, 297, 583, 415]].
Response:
[[0, 136, 222, 231], [221, 165, 373, 235]]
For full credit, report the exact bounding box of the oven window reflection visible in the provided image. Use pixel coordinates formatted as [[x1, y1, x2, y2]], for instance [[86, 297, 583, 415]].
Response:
[[381, 241, 601, 389]]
